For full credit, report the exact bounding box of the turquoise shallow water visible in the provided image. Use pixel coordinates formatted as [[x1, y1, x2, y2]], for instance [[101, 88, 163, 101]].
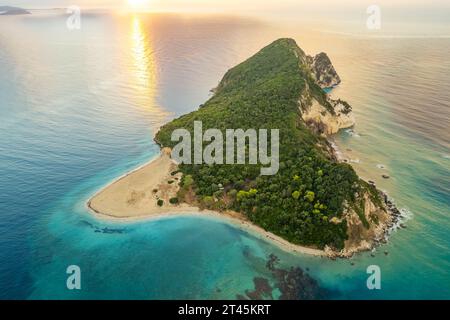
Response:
[[0, 12, 448, 299]]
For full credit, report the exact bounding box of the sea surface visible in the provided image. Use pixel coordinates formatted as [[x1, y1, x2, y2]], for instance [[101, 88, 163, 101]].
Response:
[[0, 11, 449, 299]]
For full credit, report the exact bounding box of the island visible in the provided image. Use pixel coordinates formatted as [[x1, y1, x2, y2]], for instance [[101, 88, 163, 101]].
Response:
[[0, 6, 30, 15], [88, 38, 400, 258]]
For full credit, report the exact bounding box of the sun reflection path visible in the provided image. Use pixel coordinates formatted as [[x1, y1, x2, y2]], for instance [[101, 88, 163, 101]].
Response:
[[130, 15, 169, 130]]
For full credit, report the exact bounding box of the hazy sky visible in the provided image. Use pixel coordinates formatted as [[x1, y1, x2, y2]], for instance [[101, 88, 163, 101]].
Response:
[[4, 0, 450, 11], [3, 0, 450, 26]]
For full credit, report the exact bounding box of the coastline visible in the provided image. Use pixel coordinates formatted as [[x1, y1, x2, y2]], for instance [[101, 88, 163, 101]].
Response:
[[89, 205, 326, 257], [328, 137, 407, 256], [86, 149, 326, 257], [86, 137, 404, 259]]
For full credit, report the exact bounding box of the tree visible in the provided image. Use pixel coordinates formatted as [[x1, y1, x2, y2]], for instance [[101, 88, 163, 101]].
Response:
[[304, 191, 315, 202], [237, 190, 248, 201], [203, 196, 214, 207], [183, 175, 194, 187]]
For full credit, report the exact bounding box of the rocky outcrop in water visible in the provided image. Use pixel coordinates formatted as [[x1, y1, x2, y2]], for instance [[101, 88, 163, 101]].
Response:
[[309, 52, 341, 89], [298, 53, 354, 135]]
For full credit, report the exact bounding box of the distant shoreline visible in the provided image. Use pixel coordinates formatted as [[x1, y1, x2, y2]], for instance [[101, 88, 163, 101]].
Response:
[[0, 6, 30, 15]]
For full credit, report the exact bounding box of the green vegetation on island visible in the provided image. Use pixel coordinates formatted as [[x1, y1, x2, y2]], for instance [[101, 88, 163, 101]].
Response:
[[156, 38, 385, 251]]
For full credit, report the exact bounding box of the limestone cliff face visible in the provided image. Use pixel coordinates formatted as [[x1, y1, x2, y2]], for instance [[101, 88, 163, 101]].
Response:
[[330, 192, 392, 258], [298, 83, 354, 136], [309, 52, 341, 89], [301, 98, 355, 135], [323, 191, 393, 258], [298, 51, 354, 136]]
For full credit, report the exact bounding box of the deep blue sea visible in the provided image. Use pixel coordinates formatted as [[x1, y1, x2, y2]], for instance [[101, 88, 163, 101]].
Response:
[[0, 11, 448, 299]]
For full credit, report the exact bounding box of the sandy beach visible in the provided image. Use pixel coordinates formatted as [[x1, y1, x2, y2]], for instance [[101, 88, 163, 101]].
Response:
[[88, 147, 195, 218], [87, 148, 325, 257]]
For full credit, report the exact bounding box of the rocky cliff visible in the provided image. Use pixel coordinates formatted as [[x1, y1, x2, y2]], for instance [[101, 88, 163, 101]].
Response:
[[298, 61, 354, 136], [308, 52, 341, 89]]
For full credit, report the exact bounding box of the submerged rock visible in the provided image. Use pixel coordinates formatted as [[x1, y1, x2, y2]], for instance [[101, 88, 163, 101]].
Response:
[[244, 277, 274, 300], [238, 254, 325, 300]]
